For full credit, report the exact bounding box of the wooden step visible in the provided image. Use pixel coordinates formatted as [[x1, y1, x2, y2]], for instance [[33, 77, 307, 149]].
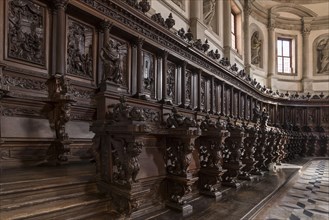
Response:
[[0, 193, 108, 220], [0, 182, 97, 211]]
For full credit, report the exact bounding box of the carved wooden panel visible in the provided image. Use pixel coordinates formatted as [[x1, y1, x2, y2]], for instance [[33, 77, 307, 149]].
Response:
[[200, 76, 206, 111], [321, 107, 329, 125], [241, 94, 245, 119], [167, 61, 176, 103], [185, 69, 192, 107], [215, 83, 221, 114], [307, 108, 318, 126], [246, 96, 250, 120], [225, 88, 231, 116], [233, 90, 238, 118], [142, 50, 155, 99], [100, 35, 129, 87], [67, 17, 94, 80], [7, 0, 46, 66], [294, 107, 304, 126]]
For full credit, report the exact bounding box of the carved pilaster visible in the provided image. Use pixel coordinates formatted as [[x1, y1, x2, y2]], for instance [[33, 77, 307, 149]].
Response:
[[197, 115, 229, 198], [239, 123, 258, 180], [159, 50, 172, 104], [162, 108, 199, 214], [133, 38, 147, 99], [44, 74, 76, 165], [90, 96, 150, 218], [221, 118, 246, 188], [179, 61, 187, 108]]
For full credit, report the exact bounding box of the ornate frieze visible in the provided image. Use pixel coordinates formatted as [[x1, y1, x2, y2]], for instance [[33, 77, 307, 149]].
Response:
[[1, 105, 43, 118], [8, 0, 45, 65], [3, 75, 47, 91], [67, 18, 93, 79]]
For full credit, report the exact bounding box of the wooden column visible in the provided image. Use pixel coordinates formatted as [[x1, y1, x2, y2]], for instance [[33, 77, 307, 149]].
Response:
[[160, 50, 169, 104], [134, 38, 145, 99], [210, 76, 215, 114], [54, 0, 69, 75], [180, 61, 187, 108], [197, 69, 202, 111], [221, 82, 225, 116], [230, 87, 234, 117]]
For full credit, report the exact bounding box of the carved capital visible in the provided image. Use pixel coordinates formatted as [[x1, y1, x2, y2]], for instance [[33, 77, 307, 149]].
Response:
[[302, 18, 312, 37], [100, 20, 113, 32], [52, 0, 69, 10]]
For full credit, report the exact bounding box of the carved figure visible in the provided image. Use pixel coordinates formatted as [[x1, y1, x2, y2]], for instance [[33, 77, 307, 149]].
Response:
[[317, 38, 329, 73], [165, 107, 196, 128], [112, 139, 143, 184], [203, 0, 216, 26], [261, 108, 269, 127], [252, 105, 261, 123], [67, 20, 93, 78], [8, 0, 45, 65], [101, 39, 124, 84], [251, 32, 261, 65]]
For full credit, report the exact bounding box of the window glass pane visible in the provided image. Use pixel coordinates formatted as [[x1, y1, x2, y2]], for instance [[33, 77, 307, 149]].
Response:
[[283, 40, 290, 56], [284, 58, 290, 73], [278, 57, 282, 72], [231, 13, 235, 33], [277, 40, 282, 56]]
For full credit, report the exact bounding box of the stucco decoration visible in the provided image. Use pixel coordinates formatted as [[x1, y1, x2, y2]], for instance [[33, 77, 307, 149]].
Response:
[[203, 0, 216, 26], [251, 32, 262, 66], [317, 38, 329, 74]]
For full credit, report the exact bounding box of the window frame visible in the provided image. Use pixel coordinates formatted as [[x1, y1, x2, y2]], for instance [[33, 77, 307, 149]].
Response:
[[231, 12, 237, 50], [276, 35, 297, 76]]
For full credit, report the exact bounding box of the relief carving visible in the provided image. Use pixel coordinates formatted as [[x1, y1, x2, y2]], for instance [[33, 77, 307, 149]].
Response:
[[3, 75, 47, 91], [111, 138, 143, 185], [316, 38, 329, 74], [165, 107, 197, 128], [167, 62, 176, 102], [67, 19, 93, 78], [251, 32, 261, 66], [203, 0, 216, 26], [100, 38, 128, 85], [8, 0, 45, 65]]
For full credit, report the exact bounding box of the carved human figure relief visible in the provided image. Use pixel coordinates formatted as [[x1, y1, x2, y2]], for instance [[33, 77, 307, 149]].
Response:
[[251, 31, 262, 66], [100, 38, 127, 85], [8, 0, 45, 65], [67, 19, 93, 78], [203, 0, 216, 26], [317, 38, 329, 73]]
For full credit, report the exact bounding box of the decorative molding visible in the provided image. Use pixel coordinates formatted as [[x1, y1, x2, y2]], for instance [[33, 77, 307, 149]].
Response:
[[3, 75, 47, 91]]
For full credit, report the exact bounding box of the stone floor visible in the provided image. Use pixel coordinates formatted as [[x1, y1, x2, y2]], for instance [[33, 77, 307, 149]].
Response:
[[253, 159, 329, 220], [140, 158, 329, 220]]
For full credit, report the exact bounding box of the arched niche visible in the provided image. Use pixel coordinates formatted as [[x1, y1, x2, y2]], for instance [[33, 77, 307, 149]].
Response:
[[250, 24, 265, 69], [313, 34, 329, 75]]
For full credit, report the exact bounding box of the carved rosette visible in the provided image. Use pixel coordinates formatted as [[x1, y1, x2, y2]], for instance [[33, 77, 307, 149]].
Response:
[[238, 124, 258, 180], [221, 118, 246, 188], [197, 116, 229, 197]]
